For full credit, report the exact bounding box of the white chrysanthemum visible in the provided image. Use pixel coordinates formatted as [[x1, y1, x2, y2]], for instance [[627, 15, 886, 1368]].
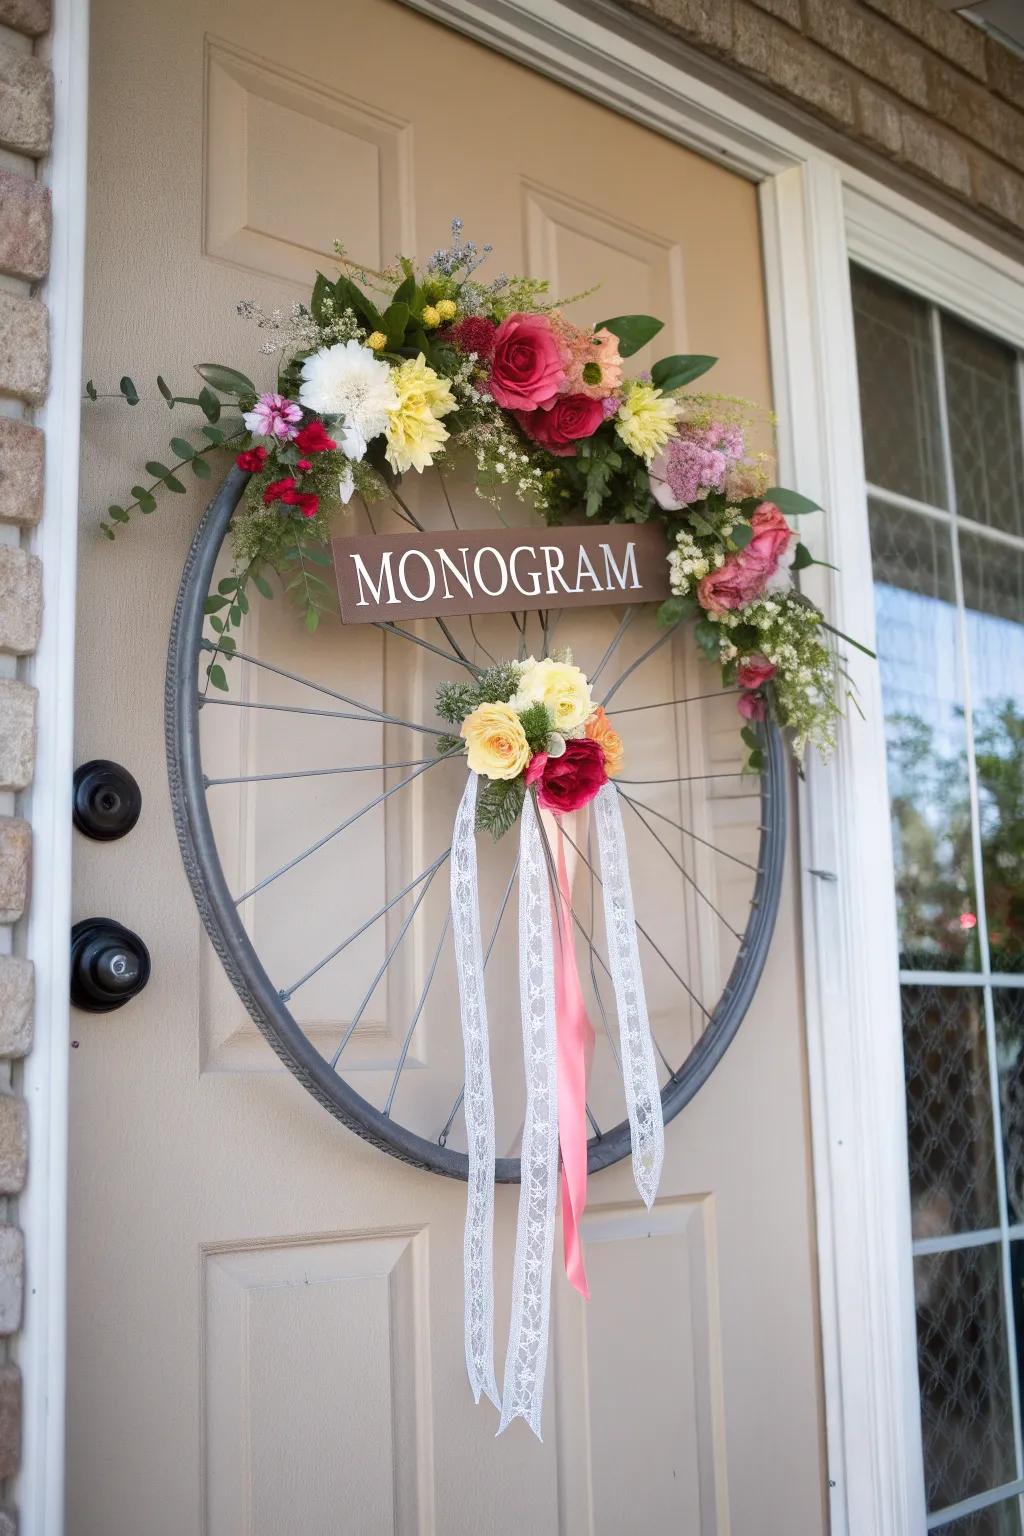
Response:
[[298, 340, 398, 461]]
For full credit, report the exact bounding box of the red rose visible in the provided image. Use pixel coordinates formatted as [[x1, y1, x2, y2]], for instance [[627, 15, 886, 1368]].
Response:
[[236, 446, 267, 472], [293, 420, 337, 455], [488, 312, 566, 411], [263, 476, 295, 505], [736, 654, 776, 689], [514, 394, 605, 457], [738, 693, 766, 722], [525, 737, 607, 813]]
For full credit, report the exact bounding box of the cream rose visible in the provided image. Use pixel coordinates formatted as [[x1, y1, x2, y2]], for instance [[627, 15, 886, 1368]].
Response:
[[512, 657, 593, 733], [460, 702, 531, 780]]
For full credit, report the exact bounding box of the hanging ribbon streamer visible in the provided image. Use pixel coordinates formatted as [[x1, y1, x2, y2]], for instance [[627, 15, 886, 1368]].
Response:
[[452, 771, 664, 1438]]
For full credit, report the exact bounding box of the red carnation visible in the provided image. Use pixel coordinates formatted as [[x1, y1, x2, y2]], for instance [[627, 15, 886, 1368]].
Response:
[[236, 445, 267, 473], [279, 487, 319, 519], [514, 394, 605, 457], [293, 420, 337, 455], [263, 476, 295, 505], [450, 316, 497, 359], [525, 737, 607, 813]]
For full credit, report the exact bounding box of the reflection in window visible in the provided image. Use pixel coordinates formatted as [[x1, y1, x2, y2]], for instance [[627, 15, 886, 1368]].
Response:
[[853, 264, 1024, 1526]]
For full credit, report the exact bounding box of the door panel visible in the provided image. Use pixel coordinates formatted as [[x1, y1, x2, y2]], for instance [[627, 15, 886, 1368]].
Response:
[[70, 3, 826, 1531]]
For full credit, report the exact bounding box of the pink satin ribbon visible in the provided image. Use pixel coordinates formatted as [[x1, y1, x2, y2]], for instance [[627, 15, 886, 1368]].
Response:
[[553, 820, 595, 1299]]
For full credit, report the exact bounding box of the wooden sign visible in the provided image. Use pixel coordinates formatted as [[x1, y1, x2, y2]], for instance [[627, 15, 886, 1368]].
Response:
[[332, 523, 671, 625]]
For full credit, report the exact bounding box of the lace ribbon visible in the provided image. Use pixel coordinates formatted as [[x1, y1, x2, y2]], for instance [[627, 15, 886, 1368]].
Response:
[[450, 771, 500, 1408]]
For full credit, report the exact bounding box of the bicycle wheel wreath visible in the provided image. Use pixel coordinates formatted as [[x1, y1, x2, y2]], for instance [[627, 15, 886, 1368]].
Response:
[[95, 219, 864, 1433]]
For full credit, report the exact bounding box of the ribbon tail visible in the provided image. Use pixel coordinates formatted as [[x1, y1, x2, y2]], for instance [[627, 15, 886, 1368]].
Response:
[[450, 771, 500, 1410], [594, 783, 664, 1209], [553, 820, 593, 1300], [498, 793, 559, 1440]]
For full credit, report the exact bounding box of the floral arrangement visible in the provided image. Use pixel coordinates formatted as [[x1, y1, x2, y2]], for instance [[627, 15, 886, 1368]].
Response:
[[435, 653, 623, 838], [93, 219, 864, 769]]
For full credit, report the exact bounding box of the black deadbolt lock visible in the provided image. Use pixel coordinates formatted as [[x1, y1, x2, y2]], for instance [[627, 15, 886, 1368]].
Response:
[[72, 760, 142, 841], [70, 919, 151, 1012]]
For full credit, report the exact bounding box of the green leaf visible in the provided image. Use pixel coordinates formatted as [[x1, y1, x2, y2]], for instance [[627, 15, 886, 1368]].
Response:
[[791, 542, 814, 571], [311, 272, 333, 323], [252, 573, 273, 599], [131, 487, 157, 514], [730, 523, 753, 549], [191, 455, 212, 479], [475, 776, 526, 841], [304, 607, 320, 633], [334, 275, 383, 333], [85, 379, 98, 401], [594, 314, 664, 358], [217, 577, 238, 594], [170, 437, 195, 460], [107, 504, 129, 524], [145, 461, 171, 479], [204, 595, 229, 614], [201, 424, 225, 445], [298, 544, 332, 566], [157, 375, 174, 407], [392, 273, 416, 309], [195, 363, 257, 398], [208, 616, 223, 632], [694, 618, 720, 662], [765, 485, 824, 518], [229, 605, 241, 626], [656, 595, 696, 628], [197, 387, 222, 423], [748, 748, 765, 772], [100, 522, 115, 540], [207, 664, 229, 693], [164, 474, 186, 494], [119, 376, 139, 406], [217, 634, 236, 653], [382, 301, 410, 350], [235, 589, 249, 614], [740, 725, 760, 751], [650, 354, 717, 391]]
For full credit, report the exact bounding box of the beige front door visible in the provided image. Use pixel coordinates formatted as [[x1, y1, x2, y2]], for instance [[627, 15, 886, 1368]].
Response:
[[69, 2, 826, 1531]]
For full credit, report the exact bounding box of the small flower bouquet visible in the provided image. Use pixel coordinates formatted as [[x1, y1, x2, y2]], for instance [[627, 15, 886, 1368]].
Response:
[[92, 219, 867, 769], [436, 654, 623, 838]]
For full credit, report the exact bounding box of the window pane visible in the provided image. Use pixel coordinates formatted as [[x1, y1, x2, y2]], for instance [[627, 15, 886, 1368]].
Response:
[[997, 992, 1024, 1227], [916, 1241, 1017, 1510], [852, 265, 946, 506], [871, 502, 980, 970], [944, 313, 1024, 539], [934, 1503, 1023, 1536], [961, 533, 1024, 975], [905, 985, 998, 1239]]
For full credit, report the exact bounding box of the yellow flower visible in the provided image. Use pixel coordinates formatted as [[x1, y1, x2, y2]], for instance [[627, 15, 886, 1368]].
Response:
[[421, 305, 441, 328], [436, 298, 457, 321], [366, 331, 387, 352], [512, 656, 592, 732], [385, 354, 456, 474], [584, 705, 624, 776], [461, 702, 531, 780], [614, 381, 681, 463]]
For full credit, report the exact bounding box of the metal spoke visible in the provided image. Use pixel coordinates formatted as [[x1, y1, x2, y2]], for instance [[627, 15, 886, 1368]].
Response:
[[600, 621, 680, 707], [198, 697, 447, 738], [207, 756, 459, 788], [329, 852, 449, 1068], [615, 787, 758, 872], [558, 824, 712, 1022], [376, 621, 481, 675], [608, 689, 740, 715], [616, 771, 747, 785], [234, 757, 443, 907], [589, 608, 636, 687], [384, 911, 452, 1117], [618, 791, 744, 941], [281, 846, 452, 1003]]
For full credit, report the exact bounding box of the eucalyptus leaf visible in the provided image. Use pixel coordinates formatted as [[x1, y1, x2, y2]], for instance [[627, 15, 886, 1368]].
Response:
[[157, 375, 174, 406], [170, 437, 195, 460], [204, 595, 229, 614], [252, 573, 274, 599], [107, 504, 129, 523], [217, 577, 238, 594], [197, 387, 221, 423], [164, 475, 186, 494], [208, 664, 229, 693], [201, 425, 225, 445], [594, 313, 664, 358], [145, 461, 171, 479], [650, 354, 717, 390], [191, 456, 212, 479], [85, 380, 97, 401], [195, 363, 256, 398], [119, 376, 139, 406]]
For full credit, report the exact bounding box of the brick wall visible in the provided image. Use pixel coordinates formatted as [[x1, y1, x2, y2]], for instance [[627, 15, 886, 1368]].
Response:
[[0, 0, 52, 1524], [608, 0, 1024, 241]]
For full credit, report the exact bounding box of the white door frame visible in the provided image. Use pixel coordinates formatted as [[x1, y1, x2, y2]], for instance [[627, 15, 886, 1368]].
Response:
[[27, 0, 1024, 1529]]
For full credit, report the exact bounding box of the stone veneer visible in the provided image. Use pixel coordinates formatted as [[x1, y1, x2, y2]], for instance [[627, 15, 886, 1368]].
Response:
[[0, 0, 52, 1523]]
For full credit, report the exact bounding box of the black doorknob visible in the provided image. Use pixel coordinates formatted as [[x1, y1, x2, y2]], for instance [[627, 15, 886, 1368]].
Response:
[[70, 919, 151, 1012], [72, 760, 142, 841]]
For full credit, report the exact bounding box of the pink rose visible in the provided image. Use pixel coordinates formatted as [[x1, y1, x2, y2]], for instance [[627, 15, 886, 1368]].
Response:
[[736, 654, 777, 689], [514, 393, 605, 456], [697, 502, 796, 614], [526, 738, 607, 813], [487, 313, 566, 411], [738, 693, 766, 722]]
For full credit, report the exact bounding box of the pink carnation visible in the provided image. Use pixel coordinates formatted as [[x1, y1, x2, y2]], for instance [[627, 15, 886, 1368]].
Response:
[[242, 391, 302, 441]]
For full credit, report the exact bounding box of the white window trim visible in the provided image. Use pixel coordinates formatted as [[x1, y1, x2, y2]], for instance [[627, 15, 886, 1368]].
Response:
[[397, 5, 1024, 1535]]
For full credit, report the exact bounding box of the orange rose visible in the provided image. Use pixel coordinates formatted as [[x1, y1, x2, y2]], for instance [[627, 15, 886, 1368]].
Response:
[[584, 706, 624, 777]]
